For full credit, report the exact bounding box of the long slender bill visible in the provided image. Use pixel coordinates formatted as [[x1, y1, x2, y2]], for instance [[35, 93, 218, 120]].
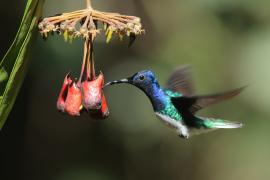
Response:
[[104, 78, 130, 87]]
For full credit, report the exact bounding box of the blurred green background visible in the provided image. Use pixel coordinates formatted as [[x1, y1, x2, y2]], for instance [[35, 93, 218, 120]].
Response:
[[1, 0, 270, 179]]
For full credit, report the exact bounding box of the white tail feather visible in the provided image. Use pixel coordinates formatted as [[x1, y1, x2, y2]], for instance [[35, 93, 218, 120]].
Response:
[[213, 121, 243, 129]]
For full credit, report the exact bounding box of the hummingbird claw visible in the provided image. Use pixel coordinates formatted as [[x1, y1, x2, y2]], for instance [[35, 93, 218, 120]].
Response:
[[178, 133, 189, 139], [176, 122, 189, 139]]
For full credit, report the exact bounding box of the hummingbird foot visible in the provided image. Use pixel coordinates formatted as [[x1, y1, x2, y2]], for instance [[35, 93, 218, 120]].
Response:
[[177, 125, 189, 139], [178, 133, 189, 139]]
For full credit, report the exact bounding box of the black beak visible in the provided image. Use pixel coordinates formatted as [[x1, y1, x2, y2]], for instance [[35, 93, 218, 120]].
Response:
[[104, 77, 132, 87]]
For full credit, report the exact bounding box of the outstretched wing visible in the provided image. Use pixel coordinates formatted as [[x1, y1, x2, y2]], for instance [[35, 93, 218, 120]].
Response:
[[165, 65, 194, 96], [171, 86, 246, 114]]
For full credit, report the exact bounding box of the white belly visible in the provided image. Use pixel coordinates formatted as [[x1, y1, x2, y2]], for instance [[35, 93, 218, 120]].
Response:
[[155, 113, 189, 138], [155, 113, 181, 129]]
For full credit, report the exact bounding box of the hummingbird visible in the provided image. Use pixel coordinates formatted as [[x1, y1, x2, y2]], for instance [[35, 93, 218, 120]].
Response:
[[105, 65, 245, 139]]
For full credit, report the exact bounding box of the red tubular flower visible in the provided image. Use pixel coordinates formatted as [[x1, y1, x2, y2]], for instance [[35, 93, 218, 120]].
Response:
[[57, 73, 72, 112], [81, 72, 110, 119], [100, 93, 110, 118], [56, 37, 110, 119], [81, 73, 104, 110], [89, 92, 110, 119], [64, 82, 83, 116], [56, 72, 109, 118], [56, 74, 83, 116]]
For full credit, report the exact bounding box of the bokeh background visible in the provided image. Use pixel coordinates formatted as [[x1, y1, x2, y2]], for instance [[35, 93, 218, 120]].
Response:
[[1, 0, 270, 179]]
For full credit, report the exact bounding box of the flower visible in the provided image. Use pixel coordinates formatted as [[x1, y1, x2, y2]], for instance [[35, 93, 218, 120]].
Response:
[[100, 94, 109, 118], [81, 72, 104, 110], [81, 72, 110, 119], [56, 74, 83, 116], [38, 8, 144, 43], [64, 82, 83, 116], [91, 93, 109, 119], [56, 73, 72, 112], [56, 72, 109, 118], [43, 1, 144, 120]]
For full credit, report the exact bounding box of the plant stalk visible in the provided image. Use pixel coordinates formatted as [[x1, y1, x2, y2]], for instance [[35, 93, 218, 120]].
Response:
[[78, 39, 89, 83], [86, 0, 93, 10]]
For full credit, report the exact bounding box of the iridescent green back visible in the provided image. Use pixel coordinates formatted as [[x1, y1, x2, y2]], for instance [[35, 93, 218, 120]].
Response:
[[158, 89, 183, 121]]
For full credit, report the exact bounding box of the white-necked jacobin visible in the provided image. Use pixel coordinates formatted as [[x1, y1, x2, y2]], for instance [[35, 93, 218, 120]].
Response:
[[105, 65, 245, 139]]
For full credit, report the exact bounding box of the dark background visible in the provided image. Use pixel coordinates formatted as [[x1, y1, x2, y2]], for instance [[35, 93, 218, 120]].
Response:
[[1, 0, 270, 179]]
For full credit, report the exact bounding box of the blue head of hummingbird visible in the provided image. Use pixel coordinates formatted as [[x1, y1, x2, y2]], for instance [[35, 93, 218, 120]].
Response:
[[105, 66, 245, 139]]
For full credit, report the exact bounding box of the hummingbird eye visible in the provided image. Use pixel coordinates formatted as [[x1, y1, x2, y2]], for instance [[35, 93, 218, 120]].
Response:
[[139, 75, 145, 81]]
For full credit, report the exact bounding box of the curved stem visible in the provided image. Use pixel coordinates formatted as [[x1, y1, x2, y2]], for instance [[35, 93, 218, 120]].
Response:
[[78, 39, 89, 83], [90, 38, 95, 80], [86, 38, 91, 80], [85, 35, 95, 80]]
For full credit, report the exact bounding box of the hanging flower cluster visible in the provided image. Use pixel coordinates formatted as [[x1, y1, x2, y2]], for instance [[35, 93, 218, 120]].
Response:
[[38, 4, 144, 44], [56, 37, 109, 118], [38, 0, 144, 119]]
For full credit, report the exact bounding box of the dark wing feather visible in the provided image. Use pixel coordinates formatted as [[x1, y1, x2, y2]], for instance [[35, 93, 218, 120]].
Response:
[[171, 86, 246, 114], [189, 86, 246, 113], [165, 65, 194, 96]]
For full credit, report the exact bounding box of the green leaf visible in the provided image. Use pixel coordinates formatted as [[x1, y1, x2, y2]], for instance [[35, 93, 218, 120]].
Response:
[[0, 68, 8, 83], [0, 0, 44, 129]]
